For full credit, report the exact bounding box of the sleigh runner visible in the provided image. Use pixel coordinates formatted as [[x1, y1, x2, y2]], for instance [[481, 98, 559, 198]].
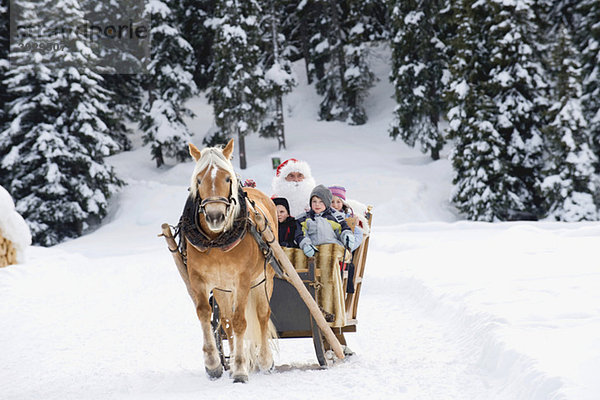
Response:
[[160, 139, 372, 379]]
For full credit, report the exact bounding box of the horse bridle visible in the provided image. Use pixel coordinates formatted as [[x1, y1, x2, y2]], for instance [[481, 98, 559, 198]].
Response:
[[199, 195, 237, 214], [196, 178, 238, 215]]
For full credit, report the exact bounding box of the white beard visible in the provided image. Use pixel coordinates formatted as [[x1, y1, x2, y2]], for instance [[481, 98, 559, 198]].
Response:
[[272, 176, 316, 218]]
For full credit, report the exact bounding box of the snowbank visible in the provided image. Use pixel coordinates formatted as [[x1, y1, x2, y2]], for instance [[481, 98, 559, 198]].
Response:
[[0, 185, 32, 263]]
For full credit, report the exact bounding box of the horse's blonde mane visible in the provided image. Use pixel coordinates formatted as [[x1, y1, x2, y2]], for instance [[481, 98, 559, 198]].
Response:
[[190, 145, 241, 231]]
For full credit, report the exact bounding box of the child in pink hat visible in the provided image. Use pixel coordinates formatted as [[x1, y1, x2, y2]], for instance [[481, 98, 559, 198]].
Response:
[[328, 185, 363, 251]]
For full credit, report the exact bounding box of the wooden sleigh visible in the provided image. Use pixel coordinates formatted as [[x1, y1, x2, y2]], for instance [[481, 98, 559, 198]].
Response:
[[207, 206, 373, 368], [161, 205, 373, 369], [268, 207, 373, 366]]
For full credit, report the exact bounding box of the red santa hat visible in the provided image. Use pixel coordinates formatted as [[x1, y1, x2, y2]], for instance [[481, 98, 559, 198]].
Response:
[[275, 158, 312, 179]]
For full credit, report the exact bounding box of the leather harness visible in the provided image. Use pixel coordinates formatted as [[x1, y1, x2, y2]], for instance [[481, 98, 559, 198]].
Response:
[[175, 184, 284, 293], [179, 185, 248, 253]]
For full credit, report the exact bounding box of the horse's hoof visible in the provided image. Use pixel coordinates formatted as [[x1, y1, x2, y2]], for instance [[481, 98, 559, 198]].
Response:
[[258, 360, 275, 373], [205, 365, 223, 380], [232, 374, 248, 383]]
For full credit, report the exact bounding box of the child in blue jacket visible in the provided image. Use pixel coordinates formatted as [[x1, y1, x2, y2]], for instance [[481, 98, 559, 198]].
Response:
[[295, 185, 355, 257]]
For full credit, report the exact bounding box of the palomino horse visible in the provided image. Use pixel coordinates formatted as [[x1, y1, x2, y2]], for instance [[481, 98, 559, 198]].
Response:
[[184, 139, 277, 383]]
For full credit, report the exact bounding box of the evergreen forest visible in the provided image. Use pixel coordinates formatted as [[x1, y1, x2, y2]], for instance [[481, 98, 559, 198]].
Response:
[[1, 0, 600, 245]]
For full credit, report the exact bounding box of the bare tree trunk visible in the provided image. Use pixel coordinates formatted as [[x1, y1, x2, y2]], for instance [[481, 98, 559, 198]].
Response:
[[327, 0, 346, 92], [152, 144, 165, 168], [147, 87, 164, 167], [238, 131, 247, 170], [299, 9, 312, 84], [429, 84, 441, 161], [271, 0, 286, 150], [275, 96, 286, 150]]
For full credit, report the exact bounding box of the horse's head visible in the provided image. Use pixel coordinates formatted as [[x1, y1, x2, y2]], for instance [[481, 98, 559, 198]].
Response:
[[189, 139, 240, 233]]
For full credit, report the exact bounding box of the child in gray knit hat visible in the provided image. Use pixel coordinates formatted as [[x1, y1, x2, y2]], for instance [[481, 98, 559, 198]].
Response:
[[294, 184, 355, 257]]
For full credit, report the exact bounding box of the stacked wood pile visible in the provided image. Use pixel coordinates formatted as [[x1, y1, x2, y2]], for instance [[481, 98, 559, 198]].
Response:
[[0, 232, 17, 267]]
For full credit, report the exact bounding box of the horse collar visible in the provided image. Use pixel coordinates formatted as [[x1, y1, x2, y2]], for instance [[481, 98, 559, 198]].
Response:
[[179, 185, 249, 253]]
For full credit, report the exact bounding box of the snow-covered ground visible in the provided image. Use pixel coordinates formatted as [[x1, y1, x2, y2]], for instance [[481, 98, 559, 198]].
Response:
[[2, 46, 600, 399]]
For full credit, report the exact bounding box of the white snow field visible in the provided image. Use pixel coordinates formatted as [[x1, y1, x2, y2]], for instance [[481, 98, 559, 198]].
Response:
[[2, 46, 600, 400]]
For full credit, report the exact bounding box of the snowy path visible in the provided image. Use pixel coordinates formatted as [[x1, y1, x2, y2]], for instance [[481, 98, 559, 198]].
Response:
[[3, 181, 597, 399], [3, 180, 599, 399], [1, 231, 510, 400]]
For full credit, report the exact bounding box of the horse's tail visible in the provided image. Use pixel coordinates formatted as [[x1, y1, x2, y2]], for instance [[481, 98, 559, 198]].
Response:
[[244, 286, 278, 370]]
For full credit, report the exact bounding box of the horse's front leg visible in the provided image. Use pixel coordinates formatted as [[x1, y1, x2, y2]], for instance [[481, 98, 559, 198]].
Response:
[[231, 286, 250, 383], [194, 287, 223, 379], [256, 278, 275, 372]]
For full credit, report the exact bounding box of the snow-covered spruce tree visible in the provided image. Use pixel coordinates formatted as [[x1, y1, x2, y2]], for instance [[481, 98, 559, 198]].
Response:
[[314, 0, 347, 122], [445, 0, 516, 221], [140, 0, 197, 168], [447, 0, 549, 220], [577, 0, 600, 171], [174, 0, 215, 90], [485, 0, 549, 219], [0, 0, 9, 134], [206, 0, 267, 169], [389, 0, 446, 160], [310, 0, 375, 125], [0, 0, 123, 246], [275, 0, 305, 67], [304, 0, 331, 85], [540, 26, 598, 221], [343, 0, 376, 125], [354, 0, 389, 41], [79, 0, 148, 153], [259, 0, 296, 149], [290, 0, 384, 88]]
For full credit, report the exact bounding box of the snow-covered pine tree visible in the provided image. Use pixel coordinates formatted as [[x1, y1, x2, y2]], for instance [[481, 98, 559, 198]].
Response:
[[207, 0, 268, 169], [275, 0, 305, 67], [259, 0, 297, 149], [310, 0, 375, 125], [301, 0, 329, 84], [290, 0, 384, 89], [100, 72, 140, 151], [577, 0, 600, 170], [343, 0, 376, 125], [447, 0, 549, 220], [389, 0, 446, 160], [0, 0, 9, 133], [540, 26, 598, 221], [80, 0, 148, 153], [351, 0, 388, 41], [485, 0, 548, 219], [140, 0, 197, 167], [0, 0, 123, 246], [445, 0, 515, 221], [174, 0, 215, 90], [316, 0, 347, 122]]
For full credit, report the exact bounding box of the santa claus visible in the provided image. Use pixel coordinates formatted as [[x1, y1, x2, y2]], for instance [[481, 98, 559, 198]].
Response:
[[271, 158, 316, 217]]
